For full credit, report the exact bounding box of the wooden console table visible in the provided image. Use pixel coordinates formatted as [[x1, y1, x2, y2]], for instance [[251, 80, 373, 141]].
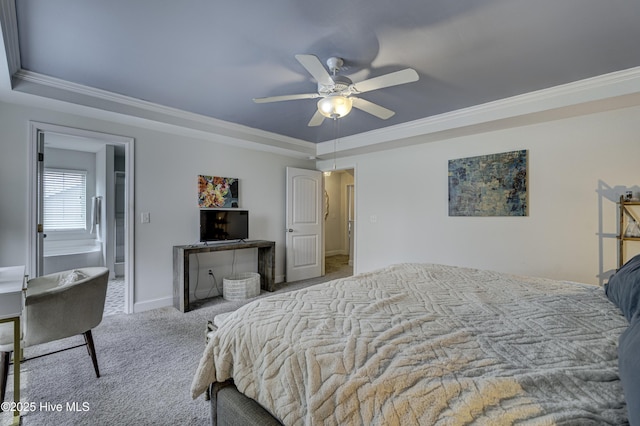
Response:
[[173, 240, 275, 312]]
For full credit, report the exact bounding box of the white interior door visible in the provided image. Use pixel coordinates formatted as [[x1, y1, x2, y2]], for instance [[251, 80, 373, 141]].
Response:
[[286, 167, 323, 282]]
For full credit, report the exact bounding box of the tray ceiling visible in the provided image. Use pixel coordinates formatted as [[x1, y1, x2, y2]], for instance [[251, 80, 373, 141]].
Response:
[[2, 0, 640, 148]]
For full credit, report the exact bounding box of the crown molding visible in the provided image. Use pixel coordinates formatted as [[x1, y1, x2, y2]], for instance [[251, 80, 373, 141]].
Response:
[[11, 69, 316, 159], [3, 0, 639, 161], [316, 66, 640, 158], [0, 0, 19, 75], [0, 1, 313, 159], [7, 64, 640, 162]]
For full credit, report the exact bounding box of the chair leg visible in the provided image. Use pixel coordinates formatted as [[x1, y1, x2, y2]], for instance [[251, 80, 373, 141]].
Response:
[[0, 351, 10, 409], [83, 330, 100, 378]]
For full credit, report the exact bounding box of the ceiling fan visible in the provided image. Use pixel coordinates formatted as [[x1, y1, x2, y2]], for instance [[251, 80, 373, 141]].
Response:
[[253, 54, 419, 127]]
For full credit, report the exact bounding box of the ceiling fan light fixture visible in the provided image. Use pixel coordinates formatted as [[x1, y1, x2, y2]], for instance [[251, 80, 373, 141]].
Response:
[[317, 95, 353, 119]]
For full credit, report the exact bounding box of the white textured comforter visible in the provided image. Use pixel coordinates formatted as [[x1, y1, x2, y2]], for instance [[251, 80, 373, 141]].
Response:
[[191, 263, 630, 425]]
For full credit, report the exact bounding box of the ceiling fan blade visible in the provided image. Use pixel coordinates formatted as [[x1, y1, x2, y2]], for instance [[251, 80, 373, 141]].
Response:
[[295, 54, 335, 87], [253, 93, 319, 103], [351, 97, 395, 120], [350, 68, 419, 94], [307, 110, 325, 127]]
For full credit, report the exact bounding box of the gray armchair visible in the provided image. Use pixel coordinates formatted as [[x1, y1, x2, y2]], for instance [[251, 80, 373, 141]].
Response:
[[0, 267, 109, 405]]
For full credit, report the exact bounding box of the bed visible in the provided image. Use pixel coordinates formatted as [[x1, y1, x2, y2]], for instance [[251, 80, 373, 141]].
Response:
[[191, 261, 640, 425]]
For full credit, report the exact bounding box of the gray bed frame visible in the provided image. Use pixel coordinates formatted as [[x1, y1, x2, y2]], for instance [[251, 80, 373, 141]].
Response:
[[209, 381, 282, 426]]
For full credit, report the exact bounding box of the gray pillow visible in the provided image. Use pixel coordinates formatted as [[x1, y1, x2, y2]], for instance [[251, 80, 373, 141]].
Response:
[[605, 254, 640, 322]]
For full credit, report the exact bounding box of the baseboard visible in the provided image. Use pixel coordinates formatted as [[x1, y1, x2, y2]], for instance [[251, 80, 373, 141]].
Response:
[[325, 250, 348, 257], [132, 281, 291, 313], [134, 275, 286, 313], [133, 296, 173, 313]]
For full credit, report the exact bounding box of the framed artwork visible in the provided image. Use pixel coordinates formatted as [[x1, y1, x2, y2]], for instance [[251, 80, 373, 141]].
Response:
[[198, 175, 239, 208], [448, 150, 528, 216]]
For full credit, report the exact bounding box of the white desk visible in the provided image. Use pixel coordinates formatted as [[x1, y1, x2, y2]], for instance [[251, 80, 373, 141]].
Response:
[[0, 265, 26, 424]]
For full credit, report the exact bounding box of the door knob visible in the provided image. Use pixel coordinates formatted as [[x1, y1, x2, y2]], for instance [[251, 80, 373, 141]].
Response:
[[287, 228, 294, 233]]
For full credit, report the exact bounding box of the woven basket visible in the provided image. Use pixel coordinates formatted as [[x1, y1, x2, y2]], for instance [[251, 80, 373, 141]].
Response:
[[223, 272, 260, 301]]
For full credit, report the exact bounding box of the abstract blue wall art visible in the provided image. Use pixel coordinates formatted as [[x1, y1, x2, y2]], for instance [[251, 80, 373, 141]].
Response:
[[448, 150, 528, 216]]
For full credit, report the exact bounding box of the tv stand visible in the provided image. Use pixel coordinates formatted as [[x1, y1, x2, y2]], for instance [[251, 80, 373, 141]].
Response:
[[173, 240, 275, 312]]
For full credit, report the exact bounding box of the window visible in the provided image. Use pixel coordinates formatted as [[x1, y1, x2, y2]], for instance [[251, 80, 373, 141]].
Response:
[[43, 168, 87, 231]]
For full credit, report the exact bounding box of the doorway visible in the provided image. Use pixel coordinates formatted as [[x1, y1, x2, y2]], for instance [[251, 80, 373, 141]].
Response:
[[28, 122, 135, 314], [323, 168, 355, 278]]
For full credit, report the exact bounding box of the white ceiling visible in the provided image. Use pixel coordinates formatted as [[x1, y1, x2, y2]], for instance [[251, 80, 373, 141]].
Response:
[[2, 0, 640, 155]]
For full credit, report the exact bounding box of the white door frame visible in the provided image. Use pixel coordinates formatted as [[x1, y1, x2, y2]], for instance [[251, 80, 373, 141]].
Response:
[[320, 165, 357, 275], [28, 122, 135, 314]]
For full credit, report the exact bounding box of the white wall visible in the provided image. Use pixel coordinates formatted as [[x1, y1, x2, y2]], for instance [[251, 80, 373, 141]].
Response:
[[0, 100, 313, 311], [344, 105, 640, 286]]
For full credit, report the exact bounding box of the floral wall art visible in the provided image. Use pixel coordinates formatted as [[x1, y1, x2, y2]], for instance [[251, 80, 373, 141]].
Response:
[[448, 150, 528, 216], [198, 175, 239, 208]]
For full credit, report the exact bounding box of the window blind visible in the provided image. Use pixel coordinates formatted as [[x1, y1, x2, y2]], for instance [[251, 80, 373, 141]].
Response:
[[43, 168, 87, 230]]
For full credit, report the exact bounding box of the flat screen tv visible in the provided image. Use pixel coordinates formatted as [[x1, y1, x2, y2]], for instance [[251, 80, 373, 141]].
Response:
[[199, 209, 249, 242]]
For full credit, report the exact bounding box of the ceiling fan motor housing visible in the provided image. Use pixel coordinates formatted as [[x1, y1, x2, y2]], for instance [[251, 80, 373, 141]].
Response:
[[318, 75, 353, 95]]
